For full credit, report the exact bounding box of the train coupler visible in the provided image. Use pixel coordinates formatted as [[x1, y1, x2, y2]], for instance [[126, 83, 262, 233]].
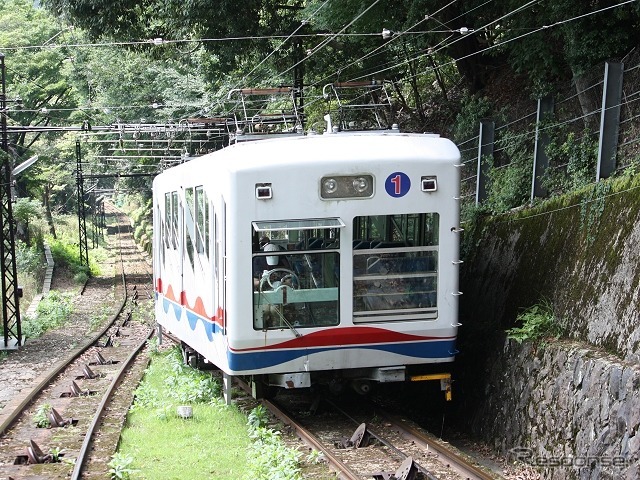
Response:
[[409, 372, 452, 401]]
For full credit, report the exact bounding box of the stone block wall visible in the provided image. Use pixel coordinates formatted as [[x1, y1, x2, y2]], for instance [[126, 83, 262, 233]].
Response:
[[473, 340, 639, 479], [458, 175, 640, 478]]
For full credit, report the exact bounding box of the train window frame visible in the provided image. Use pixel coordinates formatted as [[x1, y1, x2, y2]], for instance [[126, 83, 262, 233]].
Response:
[[352, 213, 439, 323], [251, 220, 342, 331], [185, 187, 195, 269], [195, 186, 209, 258], [164, 191, 180, 250], [164, 193, 171, 250], [252, 218, 345, 232]]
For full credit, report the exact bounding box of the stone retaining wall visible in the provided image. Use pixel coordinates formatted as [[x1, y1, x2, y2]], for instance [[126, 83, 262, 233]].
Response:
[[458, 176, 640, 478], [472, 340, 639, 479]]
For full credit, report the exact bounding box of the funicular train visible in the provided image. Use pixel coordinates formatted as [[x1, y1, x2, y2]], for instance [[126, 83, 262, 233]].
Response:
[[152, 126, 462, 400]]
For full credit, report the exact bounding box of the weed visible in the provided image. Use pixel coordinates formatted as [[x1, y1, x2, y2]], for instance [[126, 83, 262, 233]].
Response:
[[506, 300, 563, 346], [34, 403, 52, 428], [21, 291, 73, 339], [579, 181, 612, 246], [48, 237, 92, 280], [154, 404, 173, 421], [108, 453, 138, 480], [162, 347, 220, 402], [89, 304, 111, 331], [49, 447, 64, 462], [306, 449, 324, 464], [130, 379, 161, 411], [247, 405, 269, 429], [247, 425, 303, 480], [147, 336, 160, 355], [117, 348, 250, 478]]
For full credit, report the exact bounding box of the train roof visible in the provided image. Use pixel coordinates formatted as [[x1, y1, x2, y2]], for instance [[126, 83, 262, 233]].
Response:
[[155, 130, 460, 181]]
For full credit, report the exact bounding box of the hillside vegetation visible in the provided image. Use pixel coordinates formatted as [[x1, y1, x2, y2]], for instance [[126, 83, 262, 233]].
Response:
[[1, 0, 639, 238]]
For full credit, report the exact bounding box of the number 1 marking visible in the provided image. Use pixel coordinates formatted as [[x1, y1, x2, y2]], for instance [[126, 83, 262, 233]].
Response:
[[390, 174, 402, 195]]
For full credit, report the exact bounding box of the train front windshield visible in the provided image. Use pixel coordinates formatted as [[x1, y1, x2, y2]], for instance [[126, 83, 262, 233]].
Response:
[[252, 219, 342, 330], [352, 213, 439, 322], [251, 213, 440, 330]]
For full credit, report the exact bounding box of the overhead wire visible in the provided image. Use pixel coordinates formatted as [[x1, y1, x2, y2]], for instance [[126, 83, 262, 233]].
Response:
[[276, 0, 383, 82], [232, 0, 332, 90], [346, 0, 541, 83], [7, 1, 639, 154]]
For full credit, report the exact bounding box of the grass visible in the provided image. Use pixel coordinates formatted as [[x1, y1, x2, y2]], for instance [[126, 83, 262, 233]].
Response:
[[116, 347, 251, 479], [47, 214, 107, 281], [21, 290, 74, 339]]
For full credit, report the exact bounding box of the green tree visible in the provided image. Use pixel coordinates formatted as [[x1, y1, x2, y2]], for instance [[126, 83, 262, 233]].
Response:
[[12, 197, 47, 246], [0, 0, 80, 158]]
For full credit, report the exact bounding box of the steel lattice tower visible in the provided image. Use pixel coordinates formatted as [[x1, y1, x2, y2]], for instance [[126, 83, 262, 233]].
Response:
[[76, 139, 89, 268], [0, 54, 21, 348]]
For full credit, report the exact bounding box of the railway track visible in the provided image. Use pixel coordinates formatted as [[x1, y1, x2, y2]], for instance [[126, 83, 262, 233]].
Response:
[[236, 378, 499, 480], [0, 204, 156, 480]]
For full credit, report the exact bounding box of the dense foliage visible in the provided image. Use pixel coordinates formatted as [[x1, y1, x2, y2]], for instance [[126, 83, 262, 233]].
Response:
[[0, 0, 639, 225]]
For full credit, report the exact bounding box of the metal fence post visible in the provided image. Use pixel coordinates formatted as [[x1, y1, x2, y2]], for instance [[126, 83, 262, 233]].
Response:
[[597, 62, 624, 180], [531, 95, 554, 201], [475, 120, 494, 205]]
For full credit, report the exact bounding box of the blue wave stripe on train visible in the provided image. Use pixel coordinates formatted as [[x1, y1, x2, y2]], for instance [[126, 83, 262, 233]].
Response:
[[158, 293, 456, 370], [158, 294, 221, 341]]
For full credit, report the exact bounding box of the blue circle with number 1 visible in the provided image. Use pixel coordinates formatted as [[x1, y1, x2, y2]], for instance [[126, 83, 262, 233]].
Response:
[[385, 172, 411, 198]]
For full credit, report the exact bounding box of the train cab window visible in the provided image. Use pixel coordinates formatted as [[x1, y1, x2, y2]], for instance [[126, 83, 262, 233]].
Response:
[[352, 213, 439, 323], [251, 219, 343, 331]]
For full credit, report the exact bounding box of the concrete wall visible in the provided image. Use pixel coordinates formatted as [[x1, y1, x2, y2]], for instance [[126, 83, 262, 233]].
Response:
[[457, 175, 640, 478]]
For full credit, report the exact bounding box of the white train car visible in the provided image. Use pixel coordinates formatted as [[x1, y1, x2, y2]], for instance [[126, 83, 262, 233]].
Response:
[[152, 128, 461, 399]]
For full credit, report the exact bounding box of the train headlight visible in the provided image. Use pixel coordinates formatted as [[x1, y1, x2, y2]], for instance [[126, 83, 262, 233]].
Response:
[[323, 178, 338, 194], [352, 177, 369, 193], [321, 174, 374, 199]]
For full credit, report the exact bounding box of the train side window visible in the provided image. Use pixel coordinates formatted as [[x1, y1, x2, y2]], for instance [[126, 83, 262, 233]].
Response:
[[213, 210, 218, 281], [185, 188, 195, 268], [157, 203, 165, 265], [195, 186, 209, 258], [165, 192, 179, 250], [164, 193, 171, 249]]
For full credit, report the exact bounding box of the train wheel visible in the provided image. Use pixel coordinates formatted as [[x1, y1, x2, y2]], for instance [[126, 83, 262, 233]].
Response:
[[180, 342, 200, 369], [351, 379, 372, 395]]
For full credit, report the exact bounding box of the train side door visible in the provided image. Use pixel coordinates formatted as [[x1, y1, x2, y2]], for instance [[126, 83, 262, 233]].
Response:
[[220, 199, 227, 334]]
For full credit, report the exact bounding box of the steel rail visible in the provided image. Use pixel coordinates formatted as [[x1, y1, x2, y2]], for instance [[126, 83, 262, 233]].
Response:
[[0, 291, 127, 437], [324, 398, 439, 480], [70, 326, 154, 480], [234, 379, 361, 480], [378, 412, 497, 480], [0, 204, 128, 437], [262, 398, 362, 480]]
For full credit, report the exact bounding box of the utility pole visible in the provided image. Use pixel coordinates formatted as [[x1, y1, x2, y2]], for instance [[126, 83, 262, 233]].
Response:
[[0, 53, 22, 349], [293, 38, 305, 129]]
